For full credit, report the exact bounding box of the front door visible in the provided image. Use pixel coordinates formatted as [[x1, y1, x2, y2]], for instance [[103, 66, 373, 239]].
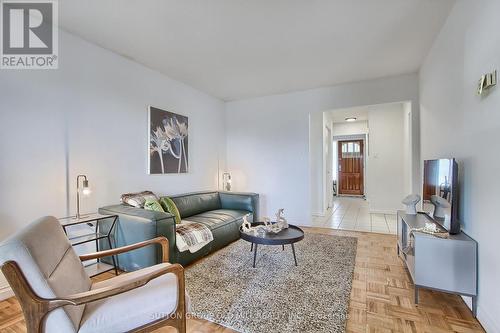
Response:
[[338, 140, 364, 195]]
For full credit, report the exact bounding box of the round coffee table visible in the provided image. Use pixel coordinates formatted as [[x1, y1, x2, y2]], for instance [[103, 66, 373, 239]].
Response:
[[240, 222, 304, 268]]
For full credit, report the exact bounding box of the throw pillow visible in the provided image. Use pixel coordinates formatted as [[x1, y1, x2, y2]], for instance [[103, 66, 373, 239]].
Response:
[[121, 191, 158, 208], [144, 199, 165, 212], [160, 197, 181, 224]]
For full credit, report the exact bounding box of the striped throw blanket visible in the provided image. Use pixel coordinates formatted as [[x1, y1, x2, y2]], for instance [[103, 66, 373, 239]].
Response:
[[176, 221, 214, 253]]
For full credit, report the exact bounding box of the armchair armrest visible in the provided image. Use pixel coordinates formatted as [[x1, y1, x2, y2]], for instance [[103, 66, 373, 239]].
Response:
[[80, 237, 169, 263], [56, 263, 184, 307]]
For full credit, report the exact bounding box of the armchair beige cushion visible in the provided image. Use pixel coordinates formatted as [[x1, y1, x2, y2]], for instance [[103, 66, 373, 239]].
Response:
[[79, 263, 180, 332], [0, 216, 187, 333]]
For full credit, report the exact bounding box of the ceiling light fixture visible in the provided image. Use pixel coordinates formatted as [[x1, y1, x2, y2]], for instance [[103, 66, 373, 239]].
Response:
[[345, 117, 357, 122]]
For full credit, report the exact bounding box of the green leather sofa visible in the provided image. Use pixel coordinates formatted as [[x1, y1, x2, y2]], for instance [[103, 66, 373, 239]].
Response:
[[98, 191, 259, 270]]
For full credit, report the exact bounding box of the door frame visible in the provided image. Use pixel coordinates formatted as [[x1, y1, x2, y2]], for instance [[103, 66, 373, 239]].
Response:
[[324, 125, 333, 211], [335, 136, 366, 196]]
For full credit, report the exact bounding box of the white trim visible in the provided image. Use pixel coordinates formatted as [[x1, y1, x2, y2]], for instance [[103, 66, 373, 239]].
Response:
[[461, 296, 499, 333], [312, 212, 325, 217], [334, 136, 367, 198], [323, 124, 333, 214], [477, 305, 500, 333], [332, 134, 366, 141]]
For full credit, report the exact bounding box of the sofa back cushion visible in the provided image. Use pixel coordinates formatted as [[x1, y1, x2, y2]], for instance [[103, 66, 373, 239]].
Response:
[[159, 197, 182, 224], [170, 192, 221, 218], [121, 191, 158, 208]]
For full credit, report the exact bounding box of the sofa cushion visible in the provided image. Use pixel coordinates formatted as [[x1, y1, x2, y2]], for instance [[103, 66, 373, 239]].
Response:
[[144, 199, 165, 212], [121, 191, 158, 208], [185, 209, 250, 230], [160, 197, 181, 224], [170, 192, 221, 218]]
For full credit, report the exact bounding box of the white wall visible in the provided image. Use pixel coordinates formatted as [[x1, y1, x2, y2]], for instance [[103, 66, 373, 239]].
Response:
[[0, 31, 226, 296], [226, 73, 420, 224], [332, 121, 368, 137], [419, 1, 500, 331], [310, 111, 324, 216], [366, 104, 406, 213]]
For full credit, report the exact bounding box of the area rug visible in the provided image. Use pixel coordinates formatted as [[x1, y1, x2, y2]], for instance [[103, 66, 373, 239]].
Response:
[[185, 232, 357, 333]]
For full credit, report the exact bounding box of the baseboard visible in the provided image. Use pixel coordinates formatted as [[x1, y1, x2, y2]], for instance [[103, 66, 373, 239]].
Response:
[[337, 194, 364, 199], [293, 219, 312, 227], [461, 296, 499, 332], [311, 212, 325, 217], [0, 285, 14, 301], [478, 306, 500, 332]]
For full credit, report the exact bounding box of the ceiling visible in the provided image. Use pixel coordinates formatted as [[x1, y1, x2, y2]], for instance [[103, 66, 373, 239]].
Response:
[[326, 102, 408, 123], [59, 0, 455, 101], [326, 106, 369, 123]]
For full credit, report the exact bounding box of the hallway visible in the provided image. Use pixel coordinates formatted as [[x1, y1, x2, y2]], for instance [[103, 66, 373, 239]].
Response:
[[312, 197, 397, 234]]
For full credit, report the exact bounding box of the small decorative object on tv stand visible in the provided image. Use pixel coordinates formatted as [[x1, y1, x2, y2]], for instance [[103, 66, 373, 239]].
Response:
[[410, 222, 449, 239], [401, 194, 420, 215]]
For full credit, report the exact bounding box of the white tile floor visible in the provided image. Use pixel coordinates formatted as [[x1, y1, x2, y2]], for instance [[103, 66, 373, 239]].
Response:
[[312, 197, 397, 234]]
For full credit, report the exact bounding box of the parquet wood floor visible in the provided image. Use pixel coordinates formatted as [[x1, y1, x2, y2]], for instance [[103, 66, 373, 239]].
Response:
[[0, 228, 484, 332]]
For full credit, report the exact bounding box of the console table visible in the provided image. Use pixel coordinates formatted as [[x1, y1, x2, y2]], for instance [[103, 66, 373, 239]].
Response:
[[397, 211, 478, 316], [59, 213, 119, 277]]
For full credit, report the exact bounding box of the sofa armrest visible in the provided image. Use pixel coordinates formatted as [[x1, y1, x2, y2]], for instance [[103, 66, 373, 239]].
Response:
[[98, 205, 176, 268], [219, 192, 259, 222]]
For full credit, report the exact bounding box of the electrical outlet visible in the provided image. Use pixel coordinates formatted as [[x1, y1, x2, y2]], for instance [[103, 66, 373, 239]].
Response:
[[477, 70, 497, 95]]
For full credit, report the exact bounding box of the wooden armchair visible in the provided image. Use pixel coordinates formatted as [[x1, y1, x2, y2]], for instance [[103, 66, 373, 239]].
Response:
[[0, 216, 187, 333]]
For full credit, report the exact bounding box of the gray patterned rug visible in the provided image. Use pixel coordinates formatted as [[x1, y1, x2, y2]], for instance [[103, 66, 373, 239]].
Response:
[[185, 232, 357, 333]]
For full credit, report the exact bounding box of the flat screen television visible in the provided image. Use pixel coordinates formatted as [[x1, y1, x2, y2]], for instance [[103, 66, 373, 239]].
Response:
[[422, 158, 460, 234]]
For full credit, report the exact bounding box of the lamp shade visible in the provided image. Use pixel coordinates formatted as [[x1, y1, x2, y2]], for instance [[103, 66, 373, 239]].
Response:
[[82, 179, 91, 196]]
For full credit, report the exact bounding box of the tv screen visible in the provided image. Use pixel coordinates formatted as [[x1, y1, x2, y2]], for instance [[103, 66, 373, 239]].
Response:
[[422, 158, 460, 234]]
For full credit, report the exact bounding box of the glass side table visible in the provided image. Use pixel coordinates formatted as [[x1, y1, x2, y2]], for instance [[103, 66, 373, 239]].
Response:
[[59, 213, 119, 277]]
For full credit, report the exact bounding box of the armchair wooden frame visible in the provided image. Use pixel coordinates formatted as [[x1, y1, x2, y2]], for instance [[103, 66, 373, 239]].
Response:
[[1, 237, 186, 333]]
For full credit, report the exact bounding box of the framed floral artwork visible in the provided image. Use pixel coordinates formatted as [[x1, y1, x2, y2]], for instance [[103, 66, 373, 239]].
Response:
[[148, 106, 189, 174]]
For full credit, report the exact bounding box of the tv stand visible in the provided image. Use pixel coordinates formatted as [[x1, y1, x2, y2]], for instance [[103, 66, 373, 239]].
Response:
[[397, 211, 478, 316]]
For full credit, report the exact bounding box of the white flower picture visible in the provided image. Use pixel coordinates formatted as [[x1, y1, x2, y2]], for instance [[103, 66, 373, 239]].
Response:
[[148, 106, 189, 174]]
